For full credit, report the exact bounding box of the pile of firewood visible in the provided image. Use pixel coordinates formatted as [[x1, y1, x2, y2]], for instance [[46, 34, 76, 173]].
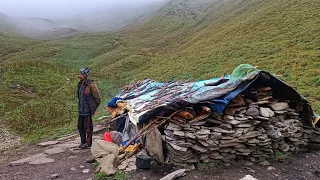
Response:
[[162, 86, 317, 166]]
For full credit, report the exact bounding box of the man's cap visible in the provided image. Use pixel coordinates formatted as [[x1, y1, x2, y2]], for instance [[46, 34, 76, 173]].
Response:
[[79, 68, 90, 78]]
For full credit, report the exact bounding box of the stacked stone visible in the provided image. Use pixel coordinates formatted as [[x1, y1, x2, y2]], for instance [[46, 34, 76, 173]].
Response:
[[163, 86, 317, 166]]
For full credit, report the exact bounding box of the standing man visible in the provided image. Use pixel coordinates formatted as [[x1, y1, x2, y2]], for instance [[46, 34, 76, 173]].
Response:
[[77, 68, 101, 148]]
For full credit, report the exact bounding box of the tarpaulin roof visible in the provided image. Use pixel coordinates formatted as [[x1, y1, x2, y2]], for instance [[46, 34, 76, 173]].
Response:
[[109, 64, 315, 127]]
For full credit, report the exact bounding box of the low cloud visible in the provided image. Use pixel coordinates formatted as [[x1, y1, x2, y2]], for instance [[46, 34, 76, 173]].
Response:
[[0, 0, 167, 19]]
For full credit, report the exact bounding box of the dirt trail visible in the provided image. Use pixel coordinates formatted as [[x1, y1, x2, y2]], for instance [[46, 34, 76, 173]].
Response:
[[1, 132, 320, 180], [0, 134, 96, 180], [129, 150, 320, 180]]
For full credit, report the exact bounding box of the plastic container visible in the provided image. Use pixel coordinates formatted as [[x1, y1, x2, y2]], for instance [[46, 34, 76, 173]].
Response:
[[103, 132, 113, 142], [136, 155, 151, 169]]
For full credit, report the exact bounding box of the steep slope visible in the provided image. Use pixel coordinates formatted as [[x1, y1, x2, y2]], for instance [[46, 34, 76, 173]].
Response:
[[115, 0, 320, 107]]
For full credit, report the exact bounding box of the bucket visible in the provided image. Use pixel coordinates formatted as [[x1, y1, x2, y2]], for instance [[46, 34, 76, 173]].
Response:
[[136, 155, 151, 169]]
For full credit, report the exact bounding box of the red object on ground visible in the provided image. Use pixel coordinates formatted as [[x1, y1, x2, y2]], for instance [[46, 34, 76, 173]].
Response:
[[104, 132, 113, 142]]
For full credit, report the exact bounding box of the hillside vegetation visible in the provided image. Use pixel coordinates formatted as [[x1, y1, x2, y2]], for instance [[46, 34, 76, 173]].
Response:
[[0, 0, 319, 141]]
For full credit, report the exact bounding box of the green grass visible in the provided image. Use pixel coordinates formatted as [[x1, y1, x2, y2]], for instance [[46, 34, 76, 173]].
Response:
[[0, 33, 120, 141], [95, 171, 128, 180], [0, 0, 319, 142], [0, 33, 38, 56], [93, 162, 100, 169], [273, 151, 291, 161], [196, 162, 218, 170]]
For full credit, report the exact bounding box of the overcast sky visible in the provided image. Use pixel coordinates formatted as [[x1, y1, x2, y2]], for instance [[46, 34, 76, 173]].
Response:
[[0, 0, 166, 19]]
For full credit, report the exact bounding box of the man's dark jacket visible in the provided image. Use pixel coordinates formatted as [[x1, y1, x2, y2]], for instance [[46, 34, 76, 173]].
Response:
[[77, 79, 101, 115]]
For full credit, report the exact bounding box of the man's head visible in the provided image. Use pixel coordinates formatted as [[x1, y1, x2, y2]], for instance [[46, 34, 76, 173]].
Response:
[[79, 68, 90, 80]]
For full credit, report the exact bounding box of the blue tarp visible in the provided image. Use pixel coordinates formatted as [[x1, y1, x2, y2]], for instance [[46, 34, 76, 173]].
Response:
[[108, 64, 315, 126]]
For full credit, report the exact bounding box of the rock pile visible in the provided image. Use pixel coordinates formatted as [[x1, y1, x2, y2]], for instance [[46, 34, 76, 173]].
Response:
[[163, 86, 317, 166]]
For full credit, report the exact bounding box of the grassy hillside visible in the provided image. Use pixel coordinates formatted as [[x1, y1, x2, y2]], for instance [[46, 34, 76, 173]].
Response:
[[0, 33, 121, 141], [119, 0, 320, 108], [1, 0, 319, 142]]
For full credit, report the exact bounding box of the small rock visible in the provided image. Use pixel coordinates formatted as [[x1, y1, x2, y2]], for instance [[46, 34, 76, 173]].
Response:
[[159, 169, 187, 180], [260, 161, 270, 166], [246, 107, 259, 117], [168, 142, 188, 152], [70, 148, 82, 153], [248, 157, 256, 162], [236, 123, 252, 128], [235, 117, 249, 121], [247, 138, 259, 144], [244, 167, 255, 173], [187, 164, 195, 170], [267, 166, 276, 171], [210, 132, 222, 140], [80, 165, 85, 168], [268, 102, 289, 111], [70, 167, 77, 171], [50, 173, 59, 179], [239, 175, 258, 180], [228, 120, 242, 125], [244, 161, 253, 166], [259, 107, 275, 117], [210, 127, 235, 134], [173, 130, 185, 137], [29, 158, 55, 165], [220, 123, 232, 130], [223, 115, 235, 120], [44, 147, 65, 155], [224, 163, 231, 167], [124, 164, 137, 172], [38, 141, 59, 147], [192, 144, 208, 153], [67, 156, 78, 159], [14, 172, 24, 175], [10, 153, 47, 165], [274, 111, 286, 114], [83, 169, 90, 174], [266, 128, 282, 139]]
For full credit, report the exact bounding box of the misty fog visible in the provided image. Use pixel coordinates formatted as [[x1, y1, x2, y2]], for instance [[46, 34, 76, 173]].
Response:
[[0, 0, 169, 39], [0, 0, 167, 19]]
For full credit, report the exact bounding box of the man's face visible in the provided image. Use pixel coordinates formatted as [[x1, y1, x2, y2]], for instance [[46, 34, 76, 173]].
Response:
[[78, 72, 85, 80]]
